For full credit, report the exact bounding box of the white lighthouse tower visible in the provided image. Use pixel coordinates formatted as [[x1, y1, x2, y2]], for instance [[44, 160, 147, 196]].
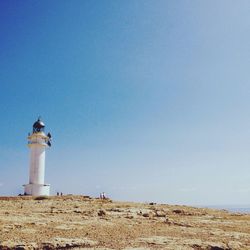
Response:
[[23, 118, 52, 196]]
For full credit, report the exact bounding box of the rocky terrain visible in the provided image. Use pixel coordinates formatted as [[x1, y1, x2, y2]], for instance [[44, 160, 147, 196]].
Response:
[[0, 195, 249, 250]]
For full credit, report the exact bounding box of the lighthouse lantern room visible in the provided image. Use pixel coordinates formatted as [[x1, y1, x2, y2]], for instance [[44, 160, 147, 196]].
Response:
[[23, 118, 52, 196]]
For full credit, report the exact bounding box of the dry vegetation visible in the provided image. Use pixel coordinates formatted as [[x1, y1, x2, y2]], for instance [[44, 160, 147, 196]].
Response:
[[0, 195, 249, 249]]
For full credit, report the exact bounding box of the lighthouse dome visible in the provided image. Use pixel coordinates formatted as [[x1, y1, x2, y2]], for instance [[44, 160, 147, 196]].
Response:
[[33, 118, 45, 133]]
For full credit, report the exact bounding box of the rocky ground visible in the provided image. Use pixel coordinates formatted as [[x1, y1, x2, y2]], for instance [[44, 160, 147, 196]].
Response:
[[0, 195, 249, 250]]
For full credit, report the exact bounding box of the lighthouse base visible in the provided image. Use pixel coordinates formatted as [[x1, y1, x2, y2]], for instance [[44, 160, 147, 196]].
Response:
[[23, 184, 50, 196]]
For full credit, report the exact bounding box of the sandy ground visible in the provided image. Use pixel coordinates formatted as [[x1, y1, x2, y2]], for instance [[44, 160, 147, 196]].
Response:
[[0, 195, 249, 250]]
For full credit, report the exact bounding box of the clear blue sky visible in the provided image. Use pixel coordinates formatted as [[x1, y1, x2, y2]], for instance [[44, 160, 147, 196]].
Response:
[[0, 0, 250, 206]]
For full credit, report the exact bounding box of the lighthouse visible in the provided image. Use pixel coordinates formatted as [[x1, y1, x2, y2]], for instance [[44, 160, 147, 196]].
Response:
[[23, 118, 52, 196]]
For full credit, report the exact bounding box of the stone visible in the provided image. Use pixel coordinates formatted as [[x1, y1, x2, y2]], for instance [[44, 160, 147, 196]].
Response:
[[98, 209, 106, 216]]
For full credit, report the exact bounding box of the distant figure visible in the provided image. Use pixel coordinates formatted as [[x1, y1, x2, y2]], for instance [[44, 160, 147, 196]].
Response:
[[100, 192, 106, 199], [57, 192, 59, 196], [60, 192, 63, 196]]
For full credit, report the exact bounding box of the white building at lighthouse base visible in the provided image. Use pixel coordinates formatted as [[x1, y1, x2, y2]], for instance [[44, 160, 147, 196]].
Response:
[[23, 183, 50, 196]]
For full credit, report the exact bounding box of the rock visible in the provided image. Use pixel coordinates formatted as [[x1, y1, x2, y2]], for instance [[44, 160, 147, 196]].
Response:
[[73, 209, 82, 213], [172, 221, 192, 227], [138, 236, 171, 246], [98, 209, 106, 216], [125, 215, 134, 219], [228, 241, 242, 249], [14, 245, 26, 250], [40, 237, 98, 249], [0, 196, 250, 249], [154, 210, 166, 217], [108, 208, 123, 212], [138, 237, 230, 250], [207, 242, 228, 250], [209, 246, 225, 250], [0, 242, 38, 250], [172, 209, 184, 214], [124, 248, 150, 250]]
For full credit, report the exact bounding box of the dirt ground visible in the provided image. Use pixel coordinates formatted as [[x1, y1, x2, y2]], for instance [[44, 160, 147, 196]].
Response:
[[0, 195, 249, 249]]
